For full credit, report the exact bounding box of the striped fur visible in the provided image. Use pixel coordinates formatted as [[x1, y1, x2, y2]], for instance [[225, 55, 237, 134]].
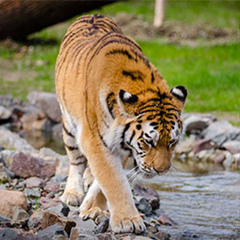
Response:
[[55, 14, 187, 234]]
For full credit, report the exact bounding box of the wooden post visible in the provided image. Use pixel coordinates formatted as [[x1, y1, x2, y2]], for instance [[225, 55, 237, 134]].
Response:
[[153, 0, 165, 28]]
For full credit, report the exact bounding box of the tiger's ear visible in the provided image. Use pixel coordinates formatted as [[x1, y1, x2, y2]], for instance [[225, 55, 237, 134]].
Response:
[[117, 89, 138, 116], [170, 85, 188, 111], [119, 89, 138, 104]]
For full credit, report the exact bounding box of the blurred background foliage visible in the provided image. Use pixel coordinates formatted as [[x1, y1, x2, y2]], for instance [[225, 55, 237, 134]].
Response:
[[0, 0, 239, 122]]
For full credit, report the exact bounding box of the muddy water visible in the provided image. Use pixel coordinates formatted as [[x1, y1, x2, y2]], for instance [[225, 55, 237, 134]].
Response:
[[140, 161, 240, 240]]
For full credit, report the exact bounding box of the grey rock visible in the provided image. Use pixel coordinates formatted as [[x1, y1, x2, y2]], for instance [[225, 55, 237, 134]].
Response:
[[233, 153, 240, 169], [10, 206, 30, 226], [78, 229, 98, 240], [94, 217, 109, 234], [72, 217, 96, 231], [52, 123, 63, 139], [27, 91, 61, 123], [223, 141, 240, 154], [0, 215, 11, 226], [36, 223, 68, 240], [0, 150, 18, 167], [97, 232, 117, 240], [24, 177, 46, 188], [157, 214, 178, 226], [202, 121, 240, 146], [0, 162, 11, 182], [28, 209, 43, 230], [48, 202, 70, 217], [24, 188, 41, 198], [175, 137, 196, 155], [0, 228, 19, 240], [136, 198, 152, 216], [0, 106, 12, 120], [50, 174, 68, 184], [134, 184, 160, 211], [223, 154, 234, 169], [0, 127, 34, 152]]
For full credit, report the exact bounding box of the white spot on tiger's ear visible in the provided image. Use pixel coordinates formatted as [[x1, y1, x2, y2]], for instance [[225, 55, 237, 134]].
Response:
[[123, 92, 132, 101], [170, 85, 187, 102]]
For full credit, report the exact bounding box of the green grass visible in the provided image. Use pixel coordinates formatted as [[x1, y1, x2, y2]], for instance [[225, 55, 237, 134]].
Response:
[[0, 0, 239, 120]]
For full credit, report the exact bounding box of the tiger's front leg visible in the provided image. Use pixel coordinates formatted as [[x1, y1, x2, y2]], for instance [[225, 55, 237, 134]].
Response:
[[80, 137, 146, 234]]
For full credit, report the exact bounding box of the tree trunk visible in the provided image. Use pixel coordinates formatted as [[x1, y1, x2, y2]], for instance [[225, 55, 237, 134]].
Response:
[[153, 0, 165, 28], [0, 0, 120, 40]]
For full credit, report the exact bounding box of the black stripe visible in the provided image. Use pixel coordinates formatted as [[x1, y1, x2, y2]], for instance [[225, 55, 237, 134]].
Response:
[[151, 72, 155, 83], [65, 144, 78, 151], [106, 92, 116, 119], [129, 130, 136, 144], [62, 123, 74, 138], [122, 70, 144, 82], [106, 49, 135, 60]]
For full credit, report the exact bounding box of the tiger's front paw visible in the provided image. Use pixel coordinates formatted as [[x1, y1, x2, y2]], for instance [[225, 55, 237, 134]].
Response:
[[60, 189, 84, 207], [80, 206, 109, 221], [111, 214, 146, 234]]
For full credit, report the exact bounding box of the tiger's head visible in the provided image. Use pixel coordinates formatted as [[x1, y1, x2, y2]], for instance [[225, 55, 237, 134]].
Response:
[[115, 85, 187, 177]]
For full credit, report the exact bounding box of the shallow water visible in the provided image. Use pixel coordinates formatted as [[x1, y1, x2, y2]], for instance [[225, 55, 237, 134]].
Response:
[[140, 161, 240, 240]]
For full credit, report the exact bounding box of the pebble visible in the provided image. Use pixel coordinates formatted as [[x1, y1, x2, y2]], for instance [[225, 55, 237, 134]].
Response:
[[44, 181, 60, 193], [36, 223, 68, 240], [24, 177, 46, 188], [24, 188, 41, 198], [10, 206, 30, 226]]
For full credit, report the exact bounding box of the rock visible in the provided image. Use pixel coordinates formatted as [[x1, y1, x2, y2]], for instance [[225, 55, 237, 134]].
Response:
[[183, 114, 215, 135], [70, 227, 79, 240], [40, 196, 62, 209], [0, 150, 18, 167], [94, 217, 109, 234], [192, 139, 216, 154], [222, 141, 240, 154], [157, 214, 178, 226], [24, 188, 41, 198], [78, 229, 98, 240], [27, 91, 62, 123], [24, 177, 46, 188], [20, 112, 46, 131], [233, 153, 240, 169], [42, 210, 76, 235], [133, 237, 152, 240], [211, 150, 226, 164], [48, 202, 70, 217], [0, 228, 19, 240], [0, 162, 11, 182], [175, 136, 196, 155], [28, 209, 43, 230], [202, 121, 240, 146], [44, 181, 60, 193], [148, 230, 171, 240], [223, 154, 234, 170], [0, 215, 11, 227], [0, 190, 27, 217], [0, 127, 34, 152], [10, 152, 56, 179], [0, 106, 12, 120], [38, 147, 69, 175], [72, 217, 96, 231], [36, 223, 68, 240], [136, 197, 152, 216], [52, 123, 63, 139], [10, 206, 30, 226], [133, 184, 160, 210]]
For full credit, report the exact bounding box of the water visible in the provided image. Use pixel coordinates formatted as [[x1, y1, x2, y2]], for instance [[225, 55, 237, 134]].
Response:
[[140, 161, 240, 240]]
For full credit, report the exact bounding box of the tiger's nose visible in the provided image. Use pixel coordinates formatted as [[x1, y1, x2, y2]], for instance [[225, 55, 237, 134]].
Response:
[[153, 165, 170, 174]]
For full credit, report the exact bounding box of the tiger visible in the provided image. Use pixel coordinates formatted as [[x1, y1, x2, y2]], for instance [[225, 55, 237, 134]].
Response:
[[55, 14, 187, 234]]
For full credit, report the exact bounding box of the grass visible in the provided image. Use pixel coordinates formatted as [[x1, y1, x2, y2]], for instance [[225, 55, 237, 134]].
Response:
[[0, 0, 239, 122]]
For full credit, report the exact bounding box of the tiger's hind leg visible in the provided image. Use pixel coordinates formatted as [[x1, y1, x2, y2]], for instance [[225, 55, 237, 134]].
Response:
[[60, 117, 87, 206]]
